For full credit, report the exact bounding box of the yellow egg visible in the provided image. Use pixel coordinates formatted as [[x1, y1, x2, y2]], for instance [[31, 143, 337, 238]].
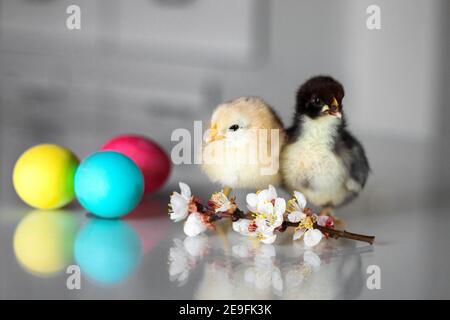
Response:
[[13, 144, 79, 209], [13, 210, 77, 276]]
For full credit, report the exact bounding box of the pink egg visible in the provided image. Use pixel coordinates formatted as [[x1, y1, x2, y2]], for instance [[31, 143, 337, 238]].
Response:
[[101, 134, 171, 194]]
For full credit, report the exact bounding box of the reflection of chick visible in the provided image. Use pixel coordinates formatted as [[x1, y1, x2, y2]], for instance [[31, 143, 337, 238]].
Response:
[[202, 97, 285, 190], [281, 76, 370, 215]]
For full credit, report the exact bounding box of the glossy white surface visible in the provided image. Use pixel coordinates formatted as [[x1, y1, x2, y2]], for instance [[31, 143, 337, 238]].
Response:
[[1, 182, 449, 299]]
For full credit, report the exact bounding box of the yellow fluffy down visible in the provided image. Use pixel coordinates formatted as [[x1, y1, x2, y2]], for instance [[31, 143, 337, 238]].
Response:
[[202, 97, 285, 189]]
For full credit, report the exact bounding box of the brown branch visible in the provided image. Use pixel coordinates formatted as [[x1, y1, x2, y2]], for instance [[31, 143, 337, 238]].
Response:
[[280, 221, 375, 245], [314, 224, 375, 244]]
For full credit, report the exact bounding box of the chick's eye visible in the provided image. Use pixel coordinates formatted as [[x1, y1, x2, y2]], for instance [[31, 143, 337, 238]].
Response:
[[311, 97, 322, 105], [228, 124, 240, 131]]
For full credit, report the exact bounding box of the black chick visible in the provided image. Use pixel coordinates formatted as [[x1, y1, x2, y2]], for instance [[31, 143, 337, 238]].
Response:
[[281, 76, 370, 216]]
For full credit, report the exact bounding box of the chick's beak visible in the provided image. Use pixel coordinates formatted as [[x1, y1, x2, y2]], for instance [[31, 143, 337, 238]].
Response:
[[205, 122, 225, 143], [330, 97, 342, 118]]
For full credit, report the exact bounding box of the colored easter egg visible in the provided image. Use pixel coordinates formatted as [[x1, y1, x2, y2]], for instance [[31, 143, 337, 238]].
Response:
[[74, 151, 144, 218], [101, 135, 171, 194], [13, 144, 79, 209]]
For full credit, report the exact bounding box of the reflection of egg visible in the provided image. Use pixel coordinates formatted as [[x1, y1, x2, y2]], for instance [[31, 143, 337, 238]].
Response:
[[125, 198, 170, 255], [13, 210, 77, 276], [74, 219, 141, 285]]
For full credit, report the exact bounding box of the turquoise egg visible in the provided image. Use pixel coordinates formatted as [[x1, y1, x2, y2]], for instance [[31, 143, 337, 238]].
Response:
[[74, 218, 141, 284], [74, 151, 144, 218]]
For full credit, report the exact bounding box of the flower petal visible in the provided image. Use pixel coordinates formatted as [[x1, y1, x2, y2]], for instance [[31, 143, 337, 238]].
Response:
[[169, 193, 189, 222], [257, 184, 277, 204], [268, 185, 278, 200], [294, 191, 307, 209], [259, 201, 274, 217], [273, 213, 284, 229], [232, 219, 251, 235], [288, 211, 302, 223], [274, 198, 286, 215], [216, 201, 231, 213], [183, 213, 207, 237], [317, 215, 329, 227], [171, 192, 186, 209], [246, 193, 258, 212], [257, 189, 270, 204], [261, 233, 277, 244], [170, 210, 188, 222], [179, 182, 191, 199], [255, 214, 274, 233], [304, 229, 323, 247], [293, 228, 304, 240]]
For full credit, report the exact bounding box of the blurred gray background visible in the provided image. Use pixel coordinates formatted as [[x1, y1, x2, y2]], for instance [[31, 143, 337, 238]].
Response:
[[0, 0, 449, 211]]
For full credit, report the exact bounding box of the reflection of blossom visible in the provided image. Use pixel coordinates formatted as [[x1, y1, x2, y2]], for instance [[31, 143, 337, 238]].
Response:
[[232, 241, 276, 259], [168, 239, 190, 285], [303, 250, 321, 271], [233, 243, 282, 295], [245, 265, 283, 293], [168, 182, 192, 222], [284, 250, 322, 289], [194, 261, 234, 300], [168, 236, 209, 286], [233, 185, 285, 244], [183, 235, 209, 257]]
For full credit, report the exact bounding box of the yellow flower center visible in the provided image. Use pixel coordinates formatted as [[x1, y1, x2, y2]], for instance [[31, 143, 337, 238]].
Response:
[[211, 192, 227, 206], [300, 217, 314, 230], [286, 199, 296, 213]]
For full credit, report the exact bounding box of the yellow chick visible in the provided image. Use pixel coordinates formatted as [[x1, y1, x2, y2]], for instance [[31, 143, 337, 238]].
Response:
[[202, 97, 285, 190]]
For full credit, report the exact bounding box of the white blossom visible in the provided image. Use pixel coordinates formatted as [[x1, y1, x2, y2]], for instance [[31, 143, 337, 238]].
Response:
[[303, 229, 323, 247], [288, 191, 325, 248], [184, 212, 207, 237], [210, 191, 232, 212], [246, 184, 278, 213], [232, 219, 251, 235], [287, 191, 307, 223], [169, 182, 192, 222], [233, 185, 286, 244], [255, 197, 285, 231]]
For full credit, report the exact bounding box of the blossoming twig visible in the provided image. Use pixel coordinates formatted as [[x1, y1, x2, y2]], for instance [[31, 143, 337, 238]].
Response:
[[168, 183, 375, 247]]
